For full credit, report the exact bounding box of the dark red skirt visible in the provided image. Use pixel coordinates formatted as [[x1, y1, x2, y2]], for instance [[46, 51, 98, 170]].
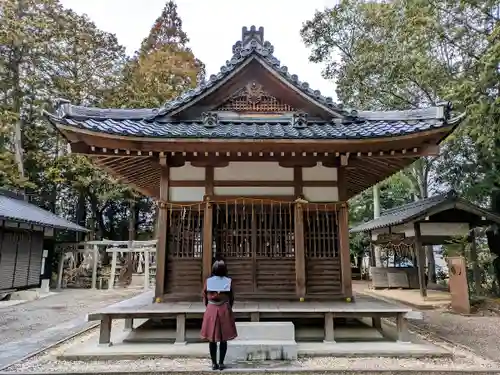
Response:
[[200, 303, 238, 342]]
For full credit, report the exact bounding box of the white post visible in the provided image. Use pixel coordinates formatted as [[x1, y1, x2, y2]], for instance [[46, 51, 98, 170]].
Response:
[[91, 244, 98, 289], [109, 250, 117, 289], [56, 251, 65, 290], [144, 250, 150, 290]]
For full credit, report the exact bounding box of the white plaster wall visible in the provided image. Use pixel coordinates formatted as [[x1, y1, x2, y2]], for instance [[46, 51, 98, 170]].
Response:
[[302, 164, 338, 181], [169, 187, 205, 202], [214, 162, 293, 181], [303, 187, 339, 202], [169, 162, 205, 181], [372, 222, 470, 240], [214, 186, 295, 196]]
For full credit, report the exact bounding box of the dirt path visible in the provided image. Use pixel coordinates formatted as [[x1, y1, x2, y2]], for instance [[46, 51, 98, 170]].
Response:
[[0, 288, 142, 345], [409, 311, 500, 362]]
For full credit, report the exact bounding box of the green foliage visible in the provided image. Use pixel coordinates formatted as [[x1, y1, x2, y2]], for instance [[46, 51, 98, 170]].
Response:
[[0, 0, 204, 241], [109, 0, 205, 109], [349, 174, 414, 256], [302, 0, 500, 289]]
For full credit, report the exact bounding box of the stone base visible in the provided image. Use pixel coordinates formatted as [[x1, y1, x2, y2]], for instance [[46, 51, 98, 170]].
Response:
[[227, 340, 297, 362], [9, 289, 40, 301], [225, 322, 297, 361]]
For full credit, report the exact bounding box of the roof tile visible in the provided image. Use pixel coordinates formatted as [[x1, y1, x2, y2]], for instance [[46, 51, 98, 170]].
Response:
[[0, 192, 87, 232], [57, 117, 447, 140]]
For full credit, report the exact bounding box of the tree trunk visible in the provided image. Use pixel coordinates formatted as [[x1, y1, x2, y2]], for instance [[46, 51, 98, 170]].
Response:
[[408, 160, 437, 283], [425, 245, 436, 283], [75, 191, 87, 242], [373, 184, 383, 267]]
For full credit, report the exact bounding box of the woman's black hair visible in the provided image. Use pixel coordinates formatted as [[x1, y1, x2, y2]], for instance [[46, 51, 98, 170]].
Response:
[[212, 260, 228, 277]]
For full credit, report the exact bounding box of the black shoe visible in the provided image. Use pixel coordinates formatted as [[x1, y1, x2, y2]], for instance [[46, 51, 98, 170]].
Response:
[[212, 364, 219, 370], [219, 363, 225, 371]]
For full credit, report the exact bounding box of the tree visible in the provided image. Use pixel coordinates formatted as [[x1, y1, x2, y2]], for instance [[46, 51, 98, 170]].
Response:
[[301, 0, 500, 289], [111, 0, 205, 109], [0, 0, 66, 193], [349, 174, 414, 266], [139, 0, 189, 54]]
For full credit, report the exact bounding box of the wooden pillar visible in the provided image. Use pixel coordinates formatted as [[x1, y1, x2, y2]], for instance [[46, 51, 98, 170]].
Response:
[[339, 203, 352, 298], [155, 157, 169, 301], [203, 167, 214, 280], [294, 202, 306, 298], [414, 222, 427, 297], [202, 196, 214, 281], [469, 228, 482, 295], [369, 231, 376, 267]]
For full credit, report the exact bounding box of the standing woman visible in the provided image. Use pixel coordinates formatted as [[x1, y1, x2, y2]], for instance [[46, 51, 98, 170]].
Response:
[[201, 260, 237, 370]]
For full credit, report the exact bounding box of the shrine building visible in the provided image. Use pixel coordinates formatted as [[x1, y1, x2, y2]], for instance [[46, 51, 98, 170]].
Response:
[[45, 26, 464, 303]]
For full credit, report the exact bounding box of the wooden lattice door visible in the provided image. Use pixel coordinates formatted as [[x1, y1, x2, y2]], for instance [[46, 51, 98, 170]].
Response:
[[304, 208, 342, 296], [213, 203, 296, 298], [165, 206, 203, 295]]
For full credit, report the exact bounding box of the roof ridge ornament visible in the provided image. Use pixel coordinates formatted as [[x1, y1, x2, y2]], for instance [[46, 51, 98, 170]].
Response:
[[202, 112, 218, 128], [241, 26, 264, 49], [292, 112, 308, 128], [154, 25, 349, 118]]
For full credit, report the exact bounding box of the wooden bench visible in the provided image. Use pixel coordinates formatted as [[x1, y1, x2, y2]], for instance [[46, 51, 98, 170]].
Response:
[[87, 292, 414, 346]]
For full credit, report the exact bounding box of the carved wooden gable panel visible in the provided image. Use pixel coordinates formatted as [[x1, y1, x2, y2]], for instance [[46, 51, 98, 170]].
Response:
[[217, 81, 295, 113]]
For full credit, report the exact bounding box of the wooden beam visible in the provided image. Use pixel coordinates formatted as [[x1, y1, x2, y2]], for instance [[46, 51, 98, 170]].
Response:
[[414, 222, 427, 298], [155, 157, 169, 301], [339, 204, 352, 298], [293, 167, 303, 197], [202, 198, 214, 281], [337, 167, 347, 201], [294, 202, 306, 298], [168, 180, 337, 187]]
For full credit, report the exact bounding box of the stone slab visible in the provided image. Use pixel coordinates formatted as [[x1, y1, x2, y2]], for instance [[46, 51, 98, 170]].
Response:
[[234, 322, 295, 341], [227, 340, 297, 362], [363, 288, 451, 310], [9, 290, 40, 301]]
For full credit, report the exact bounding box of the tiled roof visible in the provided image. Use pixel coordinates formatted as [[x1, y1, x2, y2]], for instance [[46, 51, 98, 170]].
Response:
[[51, 115, 452, 140], [0, 191, 88, 232], [44, 25, 465, 140], [350, 190, 500, 233]]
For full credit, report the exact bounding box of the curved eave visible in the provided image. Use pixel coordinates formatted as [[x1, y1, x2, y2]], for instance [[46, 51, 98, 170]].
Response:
[[50, 121, 456, 152]]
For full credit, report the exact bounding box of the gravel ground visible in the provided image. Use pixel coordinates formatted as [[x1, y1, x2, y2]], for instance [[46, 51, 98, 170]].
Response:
[[2, 324, 498, 373], [0, 288, 142, 345], [409, 310, 500, 362]]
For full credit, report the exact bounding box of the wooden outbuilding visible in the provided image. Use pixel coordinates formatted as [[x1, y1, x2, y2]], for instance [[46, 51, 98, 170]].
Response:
[[45, 26, 464, 303], [0, 190, 87, 292], [350, 190, 500, 297]]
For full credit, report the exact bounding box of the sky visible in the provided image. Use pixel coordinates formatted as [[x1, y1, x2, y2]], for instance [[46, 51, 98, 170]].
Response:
[[59, 0, 339, 100]]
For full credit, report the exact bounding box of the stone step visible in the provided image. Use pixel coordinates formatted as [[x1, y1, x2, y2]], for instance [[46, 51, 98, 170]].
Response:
[[228, 322, 297, 362]]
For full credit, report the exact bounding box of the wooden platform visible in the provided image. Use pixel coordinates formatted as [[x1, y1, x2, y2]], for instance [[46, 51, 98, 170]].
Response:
[[87, 291, 414, 346]]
